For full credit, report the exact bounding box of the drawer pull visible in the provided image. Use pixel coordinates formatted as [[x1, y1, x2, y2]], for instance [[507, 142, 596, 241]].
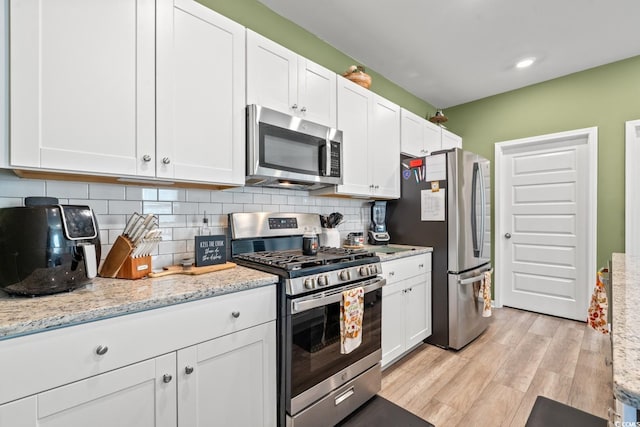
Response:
[[605, 356, 612, 366], [163, 374, 173, 383], [418, 263, 424, 268], [232, 311, 240, 318], [185, 366, 194, 375], [95, 345, 109, 356], [389, 271, 395, 276]]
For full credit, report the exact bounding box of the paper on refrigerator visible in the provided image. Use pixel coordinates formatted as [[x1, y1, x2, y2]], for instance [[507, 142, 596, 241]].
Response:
[[421, 189, 445, 221]]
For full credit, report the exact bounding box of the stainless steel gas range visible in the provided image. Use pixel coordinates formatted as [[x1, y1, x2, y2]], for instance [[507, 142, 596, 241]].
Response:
[[229, 212, 385, 427]]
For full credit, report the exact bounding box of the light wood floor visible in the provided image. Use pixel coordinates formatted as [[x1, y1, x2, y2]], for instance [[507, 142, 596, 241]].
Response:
[[379, 307, 612, 427]]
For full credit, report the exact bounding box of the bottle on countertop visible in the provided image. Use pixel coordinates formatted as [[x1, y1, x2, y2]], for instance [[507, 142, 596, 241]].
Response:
[[200, 211, 211, 236]]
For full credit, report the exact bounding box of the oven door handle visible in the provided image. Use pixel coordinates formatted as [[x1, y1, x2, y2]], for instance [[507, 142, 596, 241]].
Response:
[[291, 278, 386, 314]]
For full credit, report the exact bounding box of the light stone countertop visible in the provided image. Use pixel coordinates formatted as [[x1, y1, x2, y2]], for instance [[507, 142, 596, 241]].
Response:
[[612, 253, 640, 407], [366, 244, 433, 261], [0, 265, 278, 340]]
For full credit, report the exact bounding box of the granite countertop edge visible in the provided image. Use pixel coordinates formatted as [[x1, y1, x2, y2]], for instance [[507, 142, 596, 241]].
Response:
[[369, 244, 433, 261], [611, 253, 640, 407], [0, 266, 278, 340]]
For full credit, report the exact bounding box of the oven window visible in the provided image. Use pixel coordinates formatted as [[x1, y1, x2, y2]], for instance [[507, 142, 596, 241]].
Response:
[[259, 122, 323, 176], [287, 289, 382, 399]]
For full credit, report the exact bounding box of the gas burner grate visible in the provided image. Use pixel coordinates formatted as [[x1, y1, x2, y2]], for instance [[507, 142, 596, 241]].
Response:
[[235, 247, 376, 271]]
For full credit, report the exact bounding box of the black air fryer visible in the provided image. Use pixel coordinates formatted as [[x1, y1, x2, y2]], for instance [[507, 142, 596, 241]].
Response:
[[0, 197, 101, 296]]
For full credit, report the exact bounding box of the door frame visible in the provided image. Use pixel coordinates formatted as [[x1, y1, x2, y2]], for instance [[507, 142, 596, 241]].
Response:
[[626, 119, 640, 255], [494, 127, 598, 311]]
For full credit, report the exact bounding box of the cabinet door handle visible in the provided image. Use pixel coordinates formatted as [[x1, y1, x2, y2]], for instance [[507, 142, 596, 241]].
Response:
[[95, 345, 109, 356], [185, 366, 194, 375], [142, 154, 152, 162], [163, 374, 173, 383], [300, 106, 307, 112], [162, 157, 171, 165], [231, 311, 240, 318], [389, 271, 395, 276], [291, 104, 298, 110]]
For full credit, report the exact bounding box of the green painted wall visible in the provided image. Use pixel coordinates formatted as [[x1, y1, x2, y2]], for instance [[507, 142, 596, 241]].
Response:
[[445, 55, 640, 269], [196, 0, 435, 117]]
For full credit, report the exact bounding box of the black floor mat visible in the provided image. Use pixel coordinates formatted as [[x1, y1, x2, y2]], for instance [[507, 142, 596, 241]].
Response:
[[336, 395, 434, 427], [525, 396, 607, 427]]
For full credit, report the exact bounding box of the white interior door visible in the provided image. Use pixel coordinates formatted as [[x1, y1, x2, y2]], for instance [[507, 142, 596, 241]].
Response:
[[495, 128, 597, 321], [626, 119, 640, 255]]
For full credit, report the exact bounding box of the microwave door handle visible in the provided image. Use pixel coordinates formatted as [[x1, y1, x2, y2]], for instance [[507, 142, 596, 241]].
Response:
[[291, 278, 386, 314], [324, 139, 331, 176]]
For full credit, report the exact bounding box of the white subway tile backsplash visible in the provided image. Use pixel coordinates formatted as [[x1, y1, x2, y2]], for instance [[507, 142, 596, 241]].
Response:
[[90, 183, 125, 200], [96, 214, 127, 229], [253, 193, 271, 204], [158, 215, 187, 228], [197, 203, 223, 215], [173, 227, 198, 241], [186, 189, 211, 203], [261, 204, 280, 212], [233, 192, 253, 204], [222, 203, 243, 214], [46, 181, 89, 199], [143, 201, 173, 215], [126, 187, 158, 201], [159, 240, 187, 255], [158, 188, 185, 202], [108, 200, 143, 215], [211, 191, 234, 203], [271, 194, 288, 204], [152, 254, 173, 269], [172, 202, 198, 215], [0, 179, 45, 198], [1, 174, 371, 269]]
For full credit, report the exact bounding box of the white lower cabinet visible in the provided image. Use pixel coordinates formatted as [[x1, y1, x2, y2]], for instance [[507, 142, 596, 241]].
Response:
[[381, 253, 432, 368], [0, 286, 277, 427], [0, 354, 177, 427], [177, 321, 276, 427]]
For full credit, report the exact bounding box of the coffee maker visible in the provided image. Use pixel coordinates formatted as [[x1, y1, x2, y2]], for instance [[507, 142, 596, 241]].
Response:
[[368, 201, 390, 245]]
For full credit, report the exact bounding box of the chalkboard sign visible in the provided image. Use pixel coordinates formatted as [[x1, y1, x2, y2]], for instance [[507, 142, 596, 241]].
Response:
[[195, 235, 226, 267]]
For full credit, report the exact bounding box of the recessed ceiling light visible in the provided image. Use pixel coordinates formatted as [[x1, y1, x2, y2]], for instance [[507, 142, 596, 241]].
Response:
[[516, 58, 535, 69]]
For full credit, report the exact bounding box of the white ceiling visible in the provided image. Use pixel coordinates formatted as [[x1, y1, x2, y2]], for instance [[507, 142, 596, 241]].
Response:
[[257, 0, 640, 108]]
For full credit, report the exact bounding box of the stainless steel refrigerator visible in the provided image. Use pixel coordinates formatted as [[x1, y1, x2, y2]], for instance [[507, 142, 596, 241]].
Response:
[[387, 148, 491, 350]]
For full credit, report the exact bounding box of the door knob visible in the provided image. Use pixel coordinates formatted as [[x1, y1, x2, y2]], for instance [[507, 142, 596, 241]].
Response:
[[505, 233, 512, 239]]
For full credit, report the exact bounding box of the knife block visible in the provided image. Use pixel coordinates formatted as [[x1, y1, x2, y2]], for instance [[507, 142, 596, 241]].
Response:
[[98, 235, 133, 278], [116, 256, 152, 280]]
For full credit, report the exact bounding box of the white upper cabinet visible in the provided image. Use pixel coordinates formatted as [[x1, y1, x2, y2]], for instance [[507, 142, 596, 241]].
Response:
[[314, 78, 399, 199], [247, 30, 337, 128], [441, 127, 463, 150], [369, 95, 401, 198], [9, 0, 156, 177], [400, 108, 461, 156], [156, 0, 245, 185], [9, 0, 245, 186]]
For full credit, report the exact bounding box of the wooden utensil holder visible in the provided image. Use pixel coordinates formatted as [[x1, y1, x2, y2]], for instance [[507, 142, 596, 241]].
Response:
[[116, 256, 152, 280], [98, 235, 134, 278]]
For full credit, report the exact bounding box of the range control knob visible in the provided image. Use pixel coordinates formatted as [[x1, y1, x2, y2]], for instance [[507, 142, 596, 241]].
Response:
[[317, 275, 329, 287], [339, 270, 351, 281], [359, 266, 369, 277], [369, 265, 378, 275], [304, 278, 316, 289]]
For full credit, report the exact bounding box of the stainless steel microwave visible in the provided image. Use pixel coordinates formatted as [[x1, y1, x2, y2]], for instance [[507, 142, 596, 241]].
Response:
[[246, 104, 343, 190]]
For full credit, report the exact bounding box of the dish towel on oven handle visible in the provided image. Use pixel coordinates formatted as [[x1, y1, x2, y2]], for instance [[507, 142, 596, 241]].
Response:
[[479, 270, 492, 317], [340, 287, 364, 354]]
